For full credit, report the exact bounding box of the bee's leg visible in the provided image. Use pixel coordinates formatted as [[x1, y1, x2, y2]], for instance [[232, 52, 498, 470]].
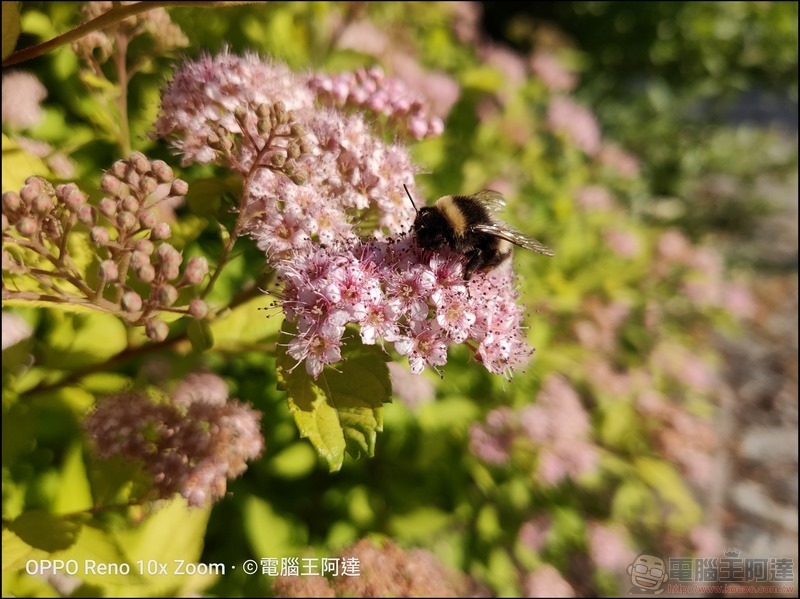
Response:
[[463, 248, 483, 281]]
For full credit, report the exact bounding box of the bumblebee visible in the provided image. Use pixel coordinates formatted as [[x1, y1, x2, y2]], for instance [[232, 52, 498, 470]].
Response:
[[405, 185, 554, 280]]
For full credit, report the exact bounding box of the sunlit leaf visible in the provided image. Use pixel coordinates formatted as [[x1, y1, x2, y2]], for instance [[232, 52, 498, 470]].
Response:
[[275, 321, 392, 471]]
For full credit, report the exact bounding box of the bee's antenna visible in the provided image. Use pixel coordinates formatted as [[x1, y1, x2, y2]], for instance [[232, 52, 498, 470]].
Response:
[[403, 184, 418, 213]]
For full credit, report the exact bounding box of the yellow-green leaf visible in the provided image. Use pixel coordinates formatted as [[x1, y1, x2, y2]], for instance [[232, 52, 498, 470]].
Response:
[[275, 321, 392, 471], [1, 3, 20, 60]]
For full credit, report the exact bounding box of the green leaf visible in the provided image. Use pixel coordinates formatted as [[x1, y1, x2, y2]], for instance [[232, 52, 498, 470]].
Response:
[[2, 135, 50, 191], [114, 498, 215, 596], [185, 176, 240, 217], [208, 298, 282, 349], [53, 444, 93, 515], [187, 319, 214, 353], [243, 496, 307, 561], [635, 457, 702, 530], [40, 312, 127, 369], [1, 3, 20, 60], [7, 511, 83, 553], [2, 528, 48, 574], [275, 321, 392, 471]]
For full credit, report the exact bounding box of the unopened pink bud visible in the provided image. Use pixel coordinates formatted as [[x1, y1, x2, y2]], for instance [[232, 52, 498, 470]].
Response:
[[183, 256, 209, 284], [90, 226, 110, 246], [145, 319, 169, 342], [99, 259, 119, 281], [188, 298, 208, 319], [151, 222, 171, 240], [121, 291, 143, 312], [99, 197, 117, 217], [134, 238, 155, 255]]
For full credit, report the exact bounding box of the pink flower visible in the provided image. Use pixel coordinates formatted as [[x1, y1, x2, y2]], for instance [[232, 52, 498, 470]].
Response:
[[523, 565, 576, 598], [519, 515, 552, 553], [84, 377, 263, 507], [277, 237, 534, 379], [468, 407, 517, 465], [155, 50, 314, 168], [2, 71, 47, 129], [722, 282, 756, 319], [597, 143, 641, 179], [587, 522, 635, 571], [308, 66, 448, 140], [479, 41, 528, 87], [547, 97, 602, 155], [604, 227, 640, 259], [520, 375, 598, 483], [529, 51, 577, 92], [576, 185, 615, 212], [1, 312, 32, 350], [386, 362, 435, 410], [690, 525, 723, 557]]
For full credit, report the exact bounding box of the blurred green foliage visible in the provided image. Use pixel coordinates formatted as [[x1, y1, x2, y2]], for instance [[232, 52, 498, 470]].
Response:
[[2, 2, 796, 597]]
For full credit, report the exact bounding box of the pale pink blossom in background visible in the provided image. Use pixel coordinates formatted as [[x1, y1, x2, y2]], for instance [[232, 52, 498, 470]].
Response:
[[604, 227, 641, 259], [576, 185, 616, 212], [308, 65, 447, 139], [469, 407, 517, 465], [520, 374, 599, 483], [2, 71, 47, 129], [334, 17, 389, 56], [722, 281, 757, 320], [651, 341, 718, 392], [587, 522, 636, 571], [690, 525, 724, 557], [387, 362, 435, 410], [479, 41, 528, 87], [574, 298, 631, 352], [16, 137, 76, 179], [85, 377, 264, 507], [387, 54, 461, 121], [529, 51, 578, 92], [547, 96, 602, 155], [524, 564, 576, 598], [519, 515, 553, 553], [450, 1, 483, 45], [598, 143, 641, 179], [657, 229, 692, 263], [1, 312, 33, 350]]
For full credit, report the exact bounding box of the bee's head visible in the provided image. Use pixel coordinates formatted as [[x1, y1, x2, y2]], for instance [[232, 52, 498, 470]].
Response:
[[413, 206, 449, 250], [404, 184, 449, 250]]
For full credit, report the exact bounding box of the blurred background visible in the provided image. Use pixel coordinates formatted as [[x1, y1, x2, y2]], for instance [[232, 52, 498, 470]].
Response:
[[2, 2, 797, 596]]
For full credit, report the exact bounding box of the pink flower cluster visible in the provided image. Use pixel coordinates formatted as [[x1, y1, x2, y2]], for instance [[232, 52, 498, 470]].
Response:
[[84, 373, 264, 507], [278, 236, 532, 379], [469, 375, 598, 483], [245, 109, 419, 260], [547, 96, 602, 155], [156, 52, 422, 260], [155, 50, 314, 168], [308, 66, 444, 140]]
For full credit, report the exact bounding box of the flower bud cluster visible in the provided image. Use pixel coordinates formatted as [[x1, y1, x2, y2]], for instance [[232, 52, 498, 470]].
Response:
[[154, 50, 315, 170], [274, 538, 470, 598], [72, 2, 187, 65], [278, 236, 532, 380], [84, 373, 264, 507], [308, 66, 445, 140], [156, 52, 421, 263], [2, 154, 209, 341]]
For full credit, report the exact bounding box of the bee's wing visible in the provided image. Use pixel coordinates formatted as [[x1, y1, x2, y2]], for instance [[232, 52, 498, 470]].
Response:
[[472, 222, 556, 256], [471, 190, 506, 213]]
